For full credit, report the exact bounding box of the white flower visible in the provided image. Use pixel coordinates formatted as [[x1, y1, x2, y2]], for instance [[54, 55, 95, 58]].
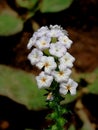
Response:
[[49, 25, 68, 36], [52, 69, 71, 83], [36, 26, 49, 37], [35, 36, 51, 50], [27, 36, 36, 49], [58, 35, 73, 49], [59, 52, 75, 70], [48, 28, 64, 38], [50, 25, 61, 30], [36, 56, 57, 74], [27, 48, 43, 65], [36, 71, 53, 88], [27, 26, 49, 49], [59, 78, 78, 95], [49, 42, 66, 58]]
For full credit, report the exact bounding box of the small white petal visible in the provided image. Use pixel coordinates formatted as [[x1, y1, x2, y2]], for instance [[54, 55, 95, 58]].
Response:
[[59, 78, 78, 95], [59, 87, 68, 95], [35, 36, 51, 50], [59, 52, 75, 70], [58, 35, 73, 49], [37, 26, 49, 37], [52, 69, 71, 83], [27, 37, 36, 49], [70, 87, 77, 95], [27, 48, 43, 65], [49, 42, 66, 58], [36, 56, 57, 74], [36, 71, 53, 88], [69, 79, 78, 95], [49, 25, 68, 36]]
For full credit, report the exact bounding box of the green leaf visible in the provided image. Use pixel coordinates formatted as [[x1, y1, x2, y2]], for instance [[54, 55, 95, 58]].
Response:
[[39, 0, 73, 13], [61, 93, 77, 105], [80, 119, 94, 130], [68, 124, 76, 130], [72, 68, 98, 94], [87, 69, 98, 94], [0, 65, 46, 110], [16, 0, 38, 10], [0, 11, 23, 36]]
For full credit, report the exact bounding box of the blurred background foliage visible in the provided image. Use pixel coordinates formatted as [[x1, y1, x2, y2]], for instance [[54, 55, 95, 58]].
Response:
[[0, 0, 73, 36], [0, 65, 46, 110]]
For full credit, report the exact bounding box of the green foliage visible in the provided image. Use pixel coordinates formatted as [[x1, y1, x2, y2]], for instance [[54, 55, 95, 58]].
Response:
[[39, 0, 74, 12], [72, 68, 98, 94], [0, 0, 74, 36], [0, 66, 98, 129], [86, 69, 98, 94], [68, 124, 76, 130], [16, 0, 38, 10], [0, 10, 23, 36], [80, 123, 94, 130], [61, 93, 77, 104], [1, 65, 97, 127], [16, 0, 74, 12], [0, 65, 46, 110]]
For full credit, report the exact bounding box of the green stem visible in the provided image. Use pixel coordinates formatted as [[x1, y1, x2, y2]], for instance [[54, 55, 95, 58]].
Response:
[[46, 81, 66, 130]]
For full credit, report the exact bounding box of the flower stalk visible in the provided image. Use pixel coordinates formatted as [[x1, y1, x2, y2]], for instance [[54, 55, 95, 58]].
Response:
[[27, 25, 78, 130]]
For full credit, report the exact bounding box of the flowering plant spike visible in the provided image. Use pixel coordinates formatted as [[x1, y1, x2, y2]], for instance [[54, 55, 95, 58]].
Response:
[[27, 25, 78, 129]]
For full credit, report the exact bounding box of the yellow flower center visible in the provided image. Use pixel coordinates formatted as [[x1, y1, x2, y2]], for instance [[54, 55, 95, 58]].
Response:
[[34, 53, 38, 58], [41, 41, 46, 45], [64, 58, 68, 61], [63, 38, 67, 43], [41, 77, 46, 82], [44, 62, 50, 67], [59, 71, 64, 76], [66, 85, 71, 90]]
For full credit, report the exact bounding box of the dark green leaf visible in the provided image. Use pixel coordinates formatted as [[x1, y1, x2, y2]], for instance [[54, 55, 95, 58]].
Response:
[[0, 65, 46, 109], [0, 11, 23, 36], [16, 0, 38, 10], [39, 0, 73, 13]]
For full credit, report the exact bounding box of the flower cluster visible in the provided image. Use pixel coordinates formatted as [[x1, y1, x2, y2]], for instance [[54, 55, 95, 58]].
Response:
[[27, 25, 78, 98]]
